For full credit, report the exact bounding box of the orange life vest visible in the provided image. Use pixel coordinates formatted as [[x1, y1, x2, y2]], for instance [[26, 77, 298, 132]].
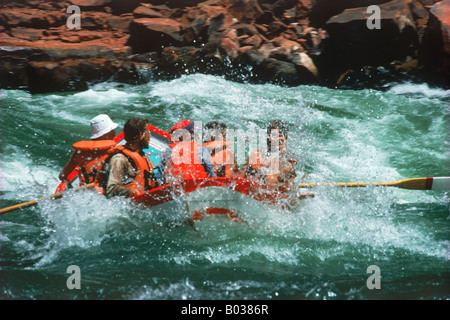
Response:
[[95, 145, 155, 194], [247, 149, 270, 171], [203, 140, 236, 177], [72, 140, 117, 184], [168, 141, 208, 181], [246, 149, 297, 189]]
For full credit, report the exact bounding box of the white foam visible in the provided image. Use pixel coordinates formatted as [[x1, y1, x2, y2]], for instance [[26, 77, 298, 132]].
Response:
[[130, 278, 204, 300], [287, 185, 447, 259], [0, 148, 59, 198], [387, 83, 449, 98], [73, 88, 138, 103], [32, 191, 136, 267], [149, 74, 307, 124]]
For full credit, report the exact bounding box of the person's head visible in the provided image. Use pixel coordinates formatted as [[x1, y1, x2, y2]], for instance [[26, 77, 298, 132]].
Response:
[[169, 120, 197, 142], [267, 120, 289, 152], [124, 118, 150, 149], [90, 114, 118, 140], [169, 120, 192, 135], [204, 121, 227, 143]]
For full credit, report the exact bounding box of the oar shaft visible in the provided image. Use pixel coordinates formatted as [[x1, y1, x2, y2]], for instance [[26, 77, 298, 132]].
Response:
[[0, 199, 39, 214], [298, 177, 450, 190], [298, 182, 386, 188], [0, 183, 95, 215]]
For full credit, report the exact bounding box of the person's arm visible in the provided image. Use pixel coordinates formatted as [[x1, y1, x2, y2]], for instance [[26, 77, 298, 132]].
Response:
[[199, 147, 216, 177], [155, 147, 170, 183], [59, 150, 80, 181], [226, 148, 240, 175], [105, 154, 135, 198]]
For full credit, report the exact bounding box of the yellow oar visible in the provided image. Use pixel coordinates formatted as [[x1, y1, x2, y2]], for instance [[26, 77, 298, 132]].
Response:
[[298, 177, 450, 190], [0, 183, 95, 215]]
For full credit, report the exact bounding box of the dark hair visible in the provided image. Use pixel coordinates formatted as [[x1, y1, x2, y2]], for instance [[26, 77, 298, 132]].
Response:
[[267, 120, 289, 139], [266, 120, 289, 153], [124, 118, 148, 142], [204, 121, 227, 143], [205, 121, 227, 131]]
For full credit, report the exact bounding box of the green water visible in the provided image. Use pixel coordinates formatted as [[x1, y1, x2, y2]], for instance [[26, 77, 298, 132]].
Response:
[[0, 74, 448, 300]]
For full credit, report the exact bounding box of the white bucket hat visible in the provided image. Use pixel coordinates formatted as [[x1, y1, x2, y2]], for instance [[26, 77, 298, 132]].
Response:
[[90, 114, 118, 139]]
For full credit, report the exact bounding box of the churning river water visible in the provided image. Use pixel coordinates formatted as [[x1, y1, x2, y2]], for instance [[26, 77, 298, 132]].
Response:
[[0, 74, 448, 300]]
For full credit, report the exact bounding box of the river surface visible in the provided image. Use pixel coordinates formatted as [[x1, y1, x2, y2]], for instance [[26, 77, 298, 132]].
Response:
[[0, 74, 449, 300]]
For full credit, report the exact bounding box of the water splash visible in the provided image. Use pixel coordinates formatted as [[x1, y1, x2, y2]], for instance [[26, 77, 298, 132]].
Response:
[[1, 77, 448, 299]]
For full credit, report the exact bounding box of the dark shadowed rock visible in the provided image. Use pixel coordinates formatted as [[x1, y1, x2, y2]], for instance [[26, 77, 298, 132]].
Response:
[[133, 5, 164, 19], [10, 27, 44, 41], [0, 0, 447, 91], [224, 0, 264, 23], [183, 14, 209, 46], [27, 58, 119, 93], [430, 0, 450, 55], [0, 46, 48, 89], [256, 57, 301, 85], [420, 0, 450, 84], [127, 18, 183, 53], [429, 1, 450, 57], [309, 0, 392, 27], [317, 0, 419, 85], [0, 7, 66, 29], [107, 14, 133, 33], [68, 0, 112, 10], [203, 13, 237, 54], [156, 46, 206, 79], [69, 0, 111, 6], [108, 0, 141, 14]]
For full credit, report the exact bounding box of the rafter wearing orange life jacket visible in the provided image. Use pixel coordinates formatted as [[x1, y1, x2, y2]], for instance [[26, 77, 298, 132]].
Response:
[[203, 140, 236, 177], [245, 148, 297, 191], [94, 144, 155, 195], [245, 148, 271, 178], [70, 140, 117, 184], [168, 141, 208, 181]]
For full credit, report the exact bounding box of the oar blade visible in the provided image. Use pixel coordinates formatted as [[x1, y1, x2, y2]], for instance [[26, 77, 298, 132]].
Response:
[[426, 177, 450, 190], [395, 178, 429, 190], [395, 177, 450, 190]]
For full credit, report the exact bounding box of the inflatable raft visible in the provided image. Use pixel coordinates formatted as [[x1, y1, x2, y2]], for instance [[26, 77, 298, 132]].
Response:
[[55, 124, 302, 222]]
